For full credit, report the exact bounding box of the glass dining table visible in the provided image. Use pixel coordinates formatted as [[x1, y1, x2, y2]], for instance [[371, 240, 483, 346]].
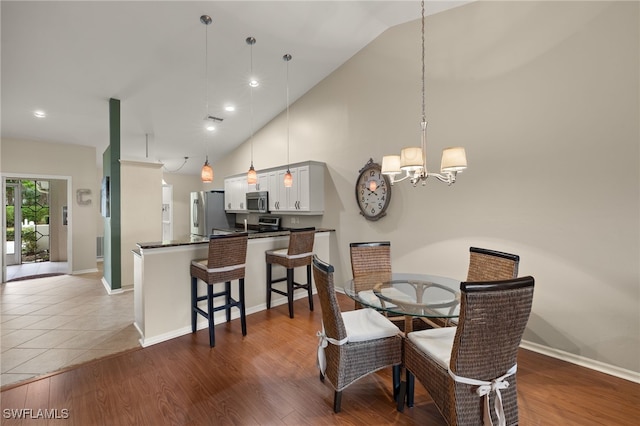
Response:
[[343, 272, 461, 333]]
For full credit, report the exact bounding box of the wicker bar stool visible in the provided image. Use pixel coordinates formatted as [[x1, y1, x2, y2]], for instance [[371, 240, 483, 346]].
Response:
[[190, 233, 248, 347], [265, 227, 315, 318]]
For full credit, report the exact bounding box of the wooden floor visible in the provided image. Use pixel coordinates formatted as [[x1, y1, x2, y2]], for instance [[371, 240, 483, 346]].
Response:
[[1, 293, 639, 425]]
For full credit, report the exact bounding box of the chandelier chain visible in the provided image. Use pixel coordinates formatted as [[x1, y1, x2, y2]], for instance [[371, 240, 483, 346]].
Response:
[[421, 0, 426, 124]]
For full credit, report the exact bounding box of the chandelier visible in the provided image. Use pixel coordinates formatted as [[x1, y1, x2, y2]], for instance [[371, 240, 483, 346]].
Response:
[[381, 0, 467, 186]]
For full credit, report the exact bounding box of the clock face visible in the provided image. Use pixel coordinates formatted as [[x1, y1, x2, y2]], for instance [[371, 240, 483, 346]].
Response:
[[355, 160, 392, 221]]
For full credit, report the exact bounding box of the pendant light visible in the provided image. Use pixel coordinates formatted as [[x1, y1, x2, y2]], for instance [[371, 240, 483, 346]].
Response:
[[283, 54, 293, 188], [246, 36, 258, 185], [200, 14, 214, 183]]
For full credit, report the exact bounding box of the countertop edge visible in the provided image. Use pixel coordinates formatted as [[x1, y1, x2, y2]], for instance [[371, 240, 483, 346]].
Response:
[[137, 228, 334, 250]]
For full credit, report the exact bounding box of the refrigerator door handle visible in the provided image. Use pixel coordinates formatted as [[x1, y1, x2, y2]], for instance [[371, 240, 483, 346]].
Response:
[[193, 199, 199, 227]]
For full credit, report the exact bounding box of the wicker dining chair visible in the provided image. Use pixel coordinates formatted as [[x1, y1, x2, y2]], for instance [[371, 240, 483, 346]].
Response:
[[265, 227, 316, 318], [401, 276, 535, 425], [349, 241, 392, 309], [312, 255, 402, 413], [190, 233, 248, 347], [467, 247, 520, 281]]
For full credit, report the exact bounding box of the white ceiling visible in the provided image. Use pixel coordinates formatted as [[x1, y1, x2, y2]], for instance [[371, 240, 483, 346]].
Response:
[[1, 1, 469, 176]]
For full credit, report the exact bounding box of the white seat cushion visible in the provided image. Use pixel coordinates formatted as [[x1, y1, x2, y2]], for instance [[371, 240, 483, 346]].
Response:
[[407, 327, 456, 369], [341, 308, 400, 343]]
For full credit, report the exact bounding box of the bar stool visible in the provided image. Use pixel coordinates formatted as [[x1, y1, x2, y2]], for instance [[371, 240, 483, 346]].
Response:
[[190, 233, 248, 347], [265, 227, 315, 318]]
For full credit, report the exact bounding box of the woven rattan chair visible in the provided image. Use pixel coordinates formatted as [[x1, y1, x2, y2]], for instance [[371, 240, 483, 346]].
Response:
[[266, 227, 315, 318], [190, 233, 248, 347], [313, 255, 402, 413], [402, 276, 535, 425], [467, 247, 520, 281], [349, 241, 392, 310]]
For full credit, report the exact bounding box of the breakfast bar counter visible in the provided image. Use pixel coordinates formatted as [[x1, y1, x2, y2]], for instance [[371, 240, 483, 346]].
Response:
[[133, 229, 332, 347]]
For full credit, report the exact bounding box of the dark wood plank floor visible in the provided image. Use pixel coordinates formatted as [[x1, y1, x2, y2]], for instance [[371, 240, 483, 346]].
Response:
[[1, 293, 639, 425]]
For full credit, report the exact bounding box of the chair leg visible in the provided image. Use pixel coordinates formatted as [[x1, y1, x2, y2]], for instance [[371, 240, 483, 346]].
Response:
[[266, 263, 272, 309], [392, 365, 401, 399], [407, 370, 415, 408], [333, 390, 342, 413], [191, 276, 197, 333], [239, 278, 247, 336], [396, 380, 407, 412], [286, 268, 294, 318], [225, 281, 231, 322], [207, 284, 215, 347], [306, 263, 313, 311]]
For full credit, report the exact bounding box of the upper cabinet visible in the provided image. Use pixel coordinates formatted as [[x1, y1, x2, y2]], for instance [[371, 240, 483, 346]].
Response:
[[224, 161, 325, 215], [224, 176, 247, 212]]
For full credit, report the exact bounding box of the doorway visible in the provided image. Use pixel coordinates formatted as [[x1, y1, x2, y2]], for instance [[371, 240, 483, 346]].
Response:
[[3, 177, 69, 281]]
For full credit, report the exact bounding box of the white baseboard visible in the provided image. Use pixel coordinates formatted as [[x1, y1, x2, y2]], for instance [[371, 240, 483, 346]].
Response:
[[520, 340, 640, 384], [72, 268, 98, 275]]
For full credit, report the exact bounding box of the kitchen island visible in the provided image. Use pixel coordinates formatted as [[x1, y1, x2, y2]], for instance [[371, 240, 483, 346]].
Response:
[[133, 229, 332, 347]]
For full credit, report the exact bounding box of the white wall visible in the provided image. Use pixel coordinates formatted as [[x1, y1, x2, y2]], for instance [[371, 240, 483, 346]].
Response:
[[1, 138, 98, 274], [209, 1, 639, 373]]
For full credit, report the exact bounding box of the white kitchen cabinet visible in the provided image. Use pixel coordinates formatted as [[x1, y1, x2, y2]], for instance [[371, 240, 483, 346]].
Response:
[[224, 176, 247, 212], [268, 162, 324, 214], [226, 161, 324, 215]]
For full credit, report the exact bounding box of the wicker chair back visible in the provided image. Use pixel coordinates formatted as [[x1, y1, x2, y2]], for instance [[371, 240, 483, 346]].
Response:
[[466, 247, 519, 282]]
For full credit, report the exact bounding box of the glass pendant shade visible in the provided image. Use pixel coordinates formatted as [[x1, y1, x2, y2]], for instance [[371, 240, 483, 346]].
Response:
[[201, 159, 213, 183], [381, 155, 401, 175], [400, 147, 424, 171], [247, 165, 257, 184], [284, 169, 293, 188], [440, 147, 468, 172]]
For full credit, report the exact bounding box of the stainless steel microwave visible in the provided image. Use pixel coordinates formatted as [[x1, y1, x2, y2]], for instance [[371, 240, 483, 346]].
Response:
[[246, 191, 269, 213]]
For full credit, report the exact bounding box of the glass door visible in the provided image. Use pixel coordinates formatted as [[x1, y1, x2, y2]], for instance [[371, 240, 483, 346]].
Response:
[[20, 180, 50, 263], [5, 181, 20, 265]]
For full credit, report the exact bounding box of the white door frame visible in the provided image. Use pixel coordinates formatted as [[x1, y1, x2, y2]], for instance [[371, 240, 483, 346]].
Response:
[[1, 173, 72, 283]]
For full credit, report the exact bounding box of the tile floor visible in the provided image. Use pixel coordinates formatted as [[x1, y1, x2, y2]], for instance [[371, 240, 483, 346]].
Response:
[[5, 261, 69, 282], [0, 266, 139, 387]]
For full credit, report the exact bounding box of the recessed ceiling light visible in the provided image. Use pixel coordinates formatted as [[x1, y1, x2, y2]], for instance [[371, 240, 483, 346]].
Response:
[[224, 105, 235, 112], [34, 110, 46, 118], [249, 79, 259, 88], [206, 125, 216, 131]]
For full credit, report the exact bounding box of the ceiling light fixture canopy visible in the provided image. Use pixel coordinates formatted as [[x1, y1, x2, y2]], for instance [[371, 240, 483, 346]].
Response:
[[200, 14, 214, 183], [381, 0, 467, 187], [246, 36, 258, 185], [283, 53, 293, 188]]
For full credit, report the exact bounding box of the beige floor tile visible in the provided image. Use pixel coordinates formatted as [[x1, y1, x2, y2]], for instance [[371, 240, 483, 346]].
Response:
[[1, 314, 51, 330], [1, 329, 49, 350], [23, 315, 81, 330], [0, 265, 138, 388], [16, 329, 81, 349], [7, 348, 87, 375], [54, 330, 115, 349], [1, 347, 48, 372]]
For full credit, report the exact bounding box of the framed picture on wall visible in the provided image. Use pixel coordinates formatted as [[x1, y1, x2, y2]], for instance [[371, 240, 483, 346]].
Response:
[[101, 176, 110, 217]]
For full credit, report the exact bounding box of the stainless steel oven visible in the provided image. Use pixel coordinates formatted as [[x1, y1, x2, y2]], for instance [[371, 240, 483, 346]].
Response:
[[246, 191, 269, 213]]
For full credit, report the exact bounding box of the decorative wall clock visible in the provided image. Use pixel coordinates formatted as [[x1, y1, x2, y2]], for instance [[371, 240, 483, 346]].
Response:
[[355, 158, 392, 221]]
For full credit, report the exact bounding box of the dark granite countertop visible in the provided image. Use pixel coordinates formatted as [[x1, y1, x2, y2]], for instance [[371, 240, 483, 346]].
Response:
[[136, 228, 334, 250]]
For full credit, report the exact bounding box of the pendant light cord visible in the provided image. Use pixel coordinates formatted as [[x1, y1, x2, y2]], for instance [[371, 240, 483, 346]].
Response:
[[284, 54, 292, 168], [420, 0, 427, 170]]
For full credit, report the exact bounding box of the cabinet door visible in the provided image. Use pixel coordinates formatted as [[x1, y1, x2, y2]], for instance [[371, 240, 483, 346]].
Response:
[[267, 171, 280, 211], [284, 168, 300, 211], [224, 179, 233, 210], [296, 165, 310, 211], [257, 173, 269, 193]]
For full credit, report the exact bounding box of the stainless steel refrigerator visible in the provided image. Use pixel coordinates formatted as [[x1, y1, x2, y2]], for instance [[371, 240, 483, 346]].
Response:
[[190, 190, 236, 236]]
